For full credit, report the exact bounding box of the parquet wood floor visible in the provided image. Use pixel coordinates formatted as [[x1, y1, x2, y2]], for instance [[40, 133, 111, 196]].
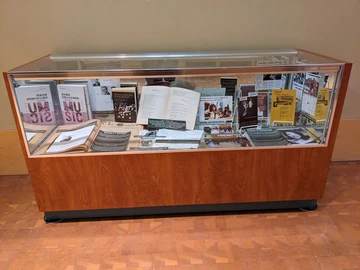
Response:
[[0, 162, 359, 270]]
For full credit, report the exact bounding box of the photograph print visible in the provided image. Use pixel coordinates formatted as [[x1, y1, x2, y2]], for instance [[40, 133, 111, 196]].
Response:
[[238, 95, 258, 127], [303, 73, 321, 97], [200, 96, 233, 122], [263, 74, 282, 81], [293, 73, 305, 85]]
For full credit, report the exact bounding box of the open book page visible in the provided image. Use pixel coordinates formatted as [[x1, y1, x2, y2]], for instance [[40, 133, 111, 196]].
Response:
[[166, 87, 200, 130], [34, 120, 100, 155], [136, 86, 170, 125], [46, 125, 95, 153], [23, 123, 57, 154], [94, 122, 141, 151]]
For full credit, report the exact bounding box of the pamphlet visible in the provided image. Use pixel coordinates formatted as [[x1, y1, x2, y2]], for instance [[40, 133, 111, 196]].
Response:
[[257, 92, 269, 118], [270, 89, 296, 125], [238, 95, 258, 127], [88, 79, 120, 113], [311, 88, 329, 122]]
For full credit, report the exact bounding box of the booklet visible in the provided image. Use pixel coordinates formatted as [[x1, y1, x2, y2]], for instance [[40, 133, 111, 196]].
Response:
[[87, 79, 121, 113], [311, 88, 329, 122], [270, 89, 296, 125], [238, 95, 258, 128], [257, 92, 269, 118], [136, 86, 200, 130]]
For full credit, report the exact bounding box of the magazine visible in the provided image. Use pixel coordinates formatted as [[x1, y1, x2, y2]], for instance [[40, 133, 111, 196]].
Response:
[[245, 128, 288, 147], [279, 128, 317, 145]]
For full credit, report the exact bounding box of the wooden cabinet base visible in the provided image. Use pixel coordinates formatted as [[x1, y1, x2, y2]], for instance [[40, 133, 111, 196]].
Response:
[[43, 199, 317, 222], [27, 146, 330, 213]]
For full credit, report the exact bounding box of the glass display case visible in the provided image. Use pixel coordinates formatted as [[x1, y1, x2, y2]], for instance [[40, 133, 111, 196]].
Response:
[[6, 49, 344, 157], [3, 49, 352, 221]]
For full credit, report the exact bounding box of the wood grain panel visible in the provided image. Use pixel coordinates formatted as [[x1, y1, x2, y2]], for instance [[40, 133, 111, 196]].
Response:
[[26, 147, 331, 212]]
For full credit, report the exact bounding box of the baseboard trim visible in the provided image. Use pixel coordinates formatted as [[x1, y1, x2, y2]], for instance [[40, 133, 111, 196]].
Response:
[[0, 119, 359, 175], [44, 200, 318, 222]]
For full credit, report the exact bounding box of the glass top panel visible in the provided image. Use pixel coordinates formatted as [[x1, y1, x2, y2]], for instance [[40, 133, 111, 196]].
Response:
[[9, 49, 344, 73]]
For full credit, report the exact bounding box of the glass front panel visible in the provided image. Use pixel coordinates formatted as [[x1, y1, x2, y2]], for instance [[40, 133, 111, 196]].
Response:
[[10, 66, 341, 157]]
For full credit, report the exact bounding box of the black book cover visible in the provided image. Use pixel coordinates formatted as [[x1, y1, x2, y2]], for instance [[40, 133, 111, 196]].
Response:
[[220, 77, 237, 96], [113, 89, 137, 123]]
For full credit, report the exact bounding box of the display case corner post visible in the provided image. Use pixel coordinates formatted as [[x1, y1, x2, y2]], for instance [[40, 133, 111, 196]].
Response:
[[328, 63, 352, 149], [3, 71, 30, 161]]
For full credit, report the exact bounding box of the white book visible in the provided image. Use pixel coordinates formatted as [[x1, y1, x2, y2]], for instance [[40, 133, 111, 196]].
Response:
[[57, 84, 92, 124], [15, 85, 56, 125], [136, 86, 200, 130], [87, 78, 121, 112]]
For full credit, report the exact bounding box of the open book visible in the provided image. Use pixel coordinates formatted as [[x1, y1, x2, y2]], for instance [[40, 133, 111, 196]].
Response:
[[23, 123, 56, 154], [35, 120, 101, 154], [136, 86, 200, 130], [34, 120, 141, 154]]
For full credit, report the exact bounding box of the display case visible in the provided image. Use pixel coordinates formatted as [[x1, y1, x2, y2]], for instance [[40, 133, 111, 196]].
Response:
[[4, 49, 352, 221]]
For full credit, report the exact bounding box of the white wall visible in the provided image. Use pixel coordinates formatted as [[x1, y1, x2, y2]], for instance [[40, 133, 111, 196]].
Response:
[[1, 0, 359, 129]]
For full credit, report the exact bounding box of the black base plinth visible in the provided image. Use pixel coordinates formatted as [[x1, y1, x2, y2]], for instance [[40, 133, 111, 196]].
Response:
[[44, 200, 317, 223]]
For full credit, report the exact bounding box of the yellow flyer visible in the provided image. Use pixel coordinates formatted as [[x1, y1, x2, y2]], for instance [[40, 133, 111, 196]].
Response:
[[312, 88, 329, 122], [270, 89, 296, 125]]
